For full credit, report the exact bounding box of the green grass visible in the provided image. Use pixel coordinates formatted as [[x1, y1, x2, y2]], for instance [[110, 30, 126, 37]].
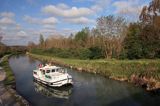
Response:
[[27, 52, 160, 81], [0, 55, 15, 85]]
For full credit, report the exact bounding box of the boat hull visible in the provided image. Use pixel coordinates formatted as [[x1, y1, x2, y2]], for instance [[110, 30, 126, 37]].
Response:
[[33, 76, 73, 87]]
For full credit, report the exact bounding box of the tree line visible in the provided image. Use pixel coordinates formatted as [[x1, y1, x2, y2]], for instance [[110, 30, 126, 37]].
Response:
[[0, 36, 27, 57], [29, 0, 160, 60]]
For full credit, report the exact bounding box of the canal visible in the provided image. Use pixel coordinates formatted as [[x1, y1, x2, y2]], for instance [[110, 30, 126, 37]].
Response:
[[9, 55, 160, 106]]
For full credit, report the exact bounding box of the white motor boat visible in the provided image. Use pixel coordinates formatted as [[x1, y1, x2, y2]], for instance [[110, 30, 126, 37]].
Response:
[[33, 64, 73, 87]]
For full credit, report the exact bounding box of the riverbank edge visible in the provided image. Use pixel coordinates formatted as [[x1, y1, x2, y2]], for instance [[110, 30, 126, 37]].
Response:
[[0, 55, 29, 106], [27, 52, 160, 92]]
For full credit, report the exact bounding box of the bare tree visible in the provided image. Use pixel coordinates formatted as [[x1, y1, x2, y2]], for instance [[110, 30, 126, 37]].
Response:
[[140, 0, 160, 26], [96, 15, 127, 58], [39, 34, 45, 48], [28, 41, 36, 51]]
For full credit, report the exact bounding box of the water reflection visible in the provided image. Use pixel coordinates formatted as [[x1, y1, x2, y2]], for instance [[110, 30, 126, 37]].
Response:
[[27, 55, 36, 64], [33, 81, 73, 99]]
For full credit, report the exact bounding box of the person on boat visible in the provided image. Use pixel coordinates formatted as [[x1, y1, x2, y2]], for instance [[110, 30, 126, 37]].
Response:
[[38, 64, 43, 68]]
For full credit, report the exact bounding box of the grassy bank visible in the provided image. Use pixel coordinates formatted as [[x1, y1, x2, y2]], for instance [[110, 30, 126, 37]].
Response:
[[0, 55, 29, 106], [0, 55, 15, 85], [28, 52, 160, 91]]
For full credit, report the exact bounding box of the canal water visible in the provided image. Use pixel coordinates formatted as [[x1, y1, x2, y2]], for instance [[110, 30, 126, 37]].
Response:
[[9, 55, 160, 106]]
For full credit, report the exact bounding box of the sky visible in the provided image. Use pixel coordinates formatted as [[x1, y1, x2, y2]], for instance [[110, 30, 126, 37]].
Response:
[[0, 0, 150, 46]]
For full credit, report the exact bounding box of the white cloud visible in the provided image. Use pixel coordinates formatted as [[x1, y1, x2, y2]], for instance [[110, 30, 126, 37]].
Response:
[[26, 0, 36, 5], [64, 17, 95, 24], [23, 15, 58, 25], [23, 15, 39, 24], [91, 0, 111, 12], [40, 28, 57, 34], [17, 30, 28, 38], [0, 17, 15, 25], [113, 0, 145, 16], [41, 1, 111, 25], [72, 0, 111, 12], [61, 28, 77, 36], [0, 26, 7, 30], [0, 12, 16, 25], [15, 24, 22, 30], [42, 4, 94, 18], [56, 3, 69, 9], [42, 17, 58, 25], [0, 12, 15, 18], [0, 12, 28, 45], [0, 28, 5, 37]]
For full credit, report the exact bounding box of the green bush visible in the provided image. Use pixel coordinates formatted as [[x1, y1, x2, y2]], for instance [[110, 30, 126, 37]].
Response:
[[77, 48, 91, 59], [31, 47, 103, 60], [89, 46, 104, 59]]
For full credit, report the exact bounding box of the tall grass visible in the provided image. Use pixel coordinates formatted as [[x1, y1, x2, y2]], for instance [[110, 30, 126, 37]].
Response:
[[0, 55, 15, 85], [28, 53, 160, 81]]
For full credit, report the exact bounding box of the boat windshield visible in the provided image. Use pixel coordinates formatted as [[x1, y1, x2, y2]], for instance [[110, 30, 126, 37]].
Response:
[[56, 68, 66, 73]]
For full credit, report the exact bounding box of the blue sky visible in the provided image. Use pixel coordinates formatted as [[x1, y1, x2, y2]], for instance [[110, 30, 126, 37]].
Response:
[[0, 0, 150, 45]]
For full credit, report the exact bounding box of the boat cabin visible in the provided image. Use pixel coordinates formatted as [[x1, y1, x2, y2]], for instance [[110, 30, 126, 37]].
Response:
[[33, 64, 73, 87], [38, 65, 66, 75]]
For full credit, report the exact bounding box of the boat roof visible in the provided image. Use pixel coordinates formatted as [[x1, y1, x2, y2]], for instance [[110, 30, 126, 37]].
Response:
[[39, 65, 62, 70]]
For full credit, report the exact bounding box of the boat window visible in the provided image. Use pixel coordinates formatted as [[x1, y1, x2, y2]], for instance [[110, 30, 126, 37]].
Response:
[[57, 68, 65, 73], [33, 72, 37, 75], [46, 70, 50, 73], [52, 69, 55, 72], [43, 70, 45, 74]]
